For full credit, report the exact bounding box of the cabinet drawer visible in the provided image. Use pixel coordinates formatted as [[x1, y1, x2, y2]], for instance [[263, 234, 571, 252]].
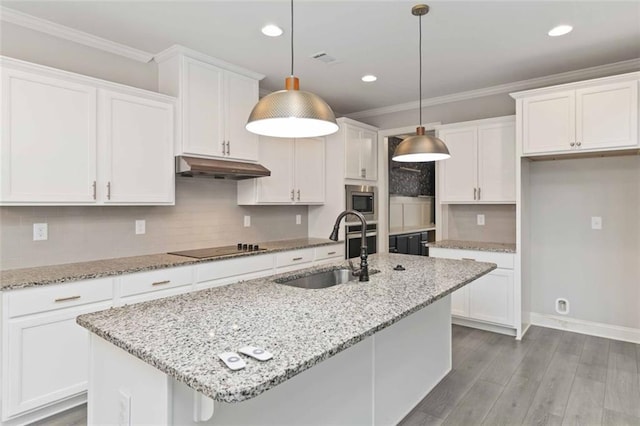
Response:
[[429, 248, 514, 269], [119, 266, 193, 298], [196, 254, 274, 283], [276, 248, 315, 268], [7, 277, 114, 318], [314, 244, 345, 261]]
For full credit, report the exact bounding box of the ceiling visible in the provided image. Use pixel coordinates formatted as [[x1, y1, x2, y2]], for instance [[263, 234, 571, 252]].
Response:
[[2, 1, 639, 115]]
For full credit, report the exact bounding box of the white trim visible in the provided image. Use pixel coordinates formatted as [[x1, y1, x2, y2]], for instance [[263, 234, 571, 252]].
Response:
[[337, 116, 378, 132], [0, 6, 154, 63], [530, 312, 640, 344], [510, 70, 640, 99], [153, 45, 265, 81], [435, 115, 515, 131], [452, 317, 517, 337], [347, 58, 640, 120]]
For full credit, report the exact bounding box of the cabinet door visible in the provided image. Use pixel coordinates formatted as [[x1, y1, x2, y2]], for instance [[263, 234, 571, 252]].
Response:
[[407, 233, 421, 255], [450, 286, 469, 317], [5, 302, 111, 418], [294, 137, 325, 203], [468, 269, 514, 326], [576, 81, 638, 151], [360, 129, 378, 181], [225, 72, 259, 161], [477, 122, 516, 202], [1, 69, 97, 203], [438, 127, 478, 202], [344, 125, 363, 179], [181, 57, 225, 157], [101, 90, 174, 204], [256, 137, 295, 203], [522, 90, 575, 154]]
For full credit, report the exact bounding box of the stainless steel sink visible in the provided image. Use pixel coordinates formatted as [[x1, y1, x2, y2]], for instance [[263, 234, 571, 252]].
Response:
[[276, 268, 358, 289]]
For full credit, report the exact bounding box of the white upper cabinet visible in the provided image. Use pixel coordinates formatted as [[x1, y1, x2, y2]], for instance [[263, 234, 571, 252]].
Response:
[[237, 136, 325, 205], [437, 116, 515, 204], [514, 73, 639, 156], [0, 57, 176, 206], [337, 118, 378, 181], [156, 46, 264, 162], [100, 90, 174, 204]]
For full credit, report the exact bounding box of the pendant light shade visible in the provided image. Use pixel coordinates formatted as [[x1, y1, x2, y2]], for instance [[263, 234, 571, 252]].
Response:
[[246, 77, 338, 138], [392, 4, 450, 162], [246, 1, 338, 138]]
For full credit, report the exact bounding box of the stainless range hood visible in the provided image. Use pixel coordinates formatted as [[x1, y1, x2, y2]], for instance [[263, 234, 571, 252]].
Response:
[[176, 156, 271, 180]]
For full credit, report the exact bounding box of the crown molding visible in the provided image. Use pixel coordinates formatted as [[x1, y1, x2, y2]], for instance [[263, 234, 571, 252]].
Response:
[[347, 58, 640, 120], [0, 6, 154, 63]]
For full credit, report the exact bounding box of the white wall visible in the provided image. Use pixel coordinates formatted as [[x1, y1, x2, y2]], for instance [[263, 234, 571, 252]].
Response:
[[528, 156, 640, 329]]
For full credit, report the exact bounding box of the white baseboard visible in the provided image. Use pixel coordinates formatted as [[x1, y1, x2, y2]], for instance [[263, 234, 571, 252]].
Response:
[[529, 312, 640, 344], [452, 317, 516, 337]]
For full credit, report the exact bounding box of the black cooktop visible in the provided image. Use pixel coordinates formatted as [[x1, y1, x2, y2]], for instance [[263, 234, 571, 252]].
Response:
[[168, 245, 267, 259]]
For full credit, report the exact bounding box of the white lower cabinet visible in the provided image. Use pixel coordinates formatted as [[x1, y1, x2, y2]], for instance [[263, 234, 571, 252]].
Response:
[[430, 247, 516, 330]]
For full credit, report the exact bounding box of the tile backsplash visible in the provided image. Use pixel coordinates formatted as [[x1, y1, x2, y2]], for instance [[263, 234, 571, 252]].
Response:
[[446, 204, 516, 244], [388, 136, 435, 197], [0, 177, 308, 270]]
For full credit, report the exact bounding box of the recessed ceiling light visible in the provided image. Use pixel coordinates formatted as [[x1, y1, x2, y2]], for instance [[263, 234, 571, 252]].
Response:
[[361, 75, 377, 82], [548, 25, 573, 37], [262, 24, 283, 37]]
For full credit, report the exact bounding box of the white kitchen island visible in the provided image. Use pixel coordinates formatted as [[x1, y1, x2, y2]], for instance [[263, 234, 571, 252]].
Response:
[[78, 253, 495, 425]]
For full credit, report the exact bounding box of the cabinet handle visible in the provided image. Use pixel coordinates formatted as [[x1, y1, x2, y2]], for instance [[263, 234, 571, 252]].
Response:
[[92, 181, 97, 200], [327, 251, 336, 255], [478, 187, 481, 200], [461, 257, 476, 261], [107, 182, 111, 200], [570, 142, 575, 147], [222, 141, 226, 155], [361, 168, 366, 178], [152, 280, 171, 286], [473, 188, 477, 200], [291, 189, 295, 201], [226, 141, 231, 156], [297, 189, 300, 201], [292, 257, 303, 261], [576, 141, 581, 147], [55, 295, 81, 303]]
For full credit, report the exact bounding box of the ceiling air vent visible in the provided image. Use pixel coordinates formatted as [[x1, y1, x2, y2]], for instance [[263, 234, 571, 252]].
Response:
[[310, 52, 341, 65]]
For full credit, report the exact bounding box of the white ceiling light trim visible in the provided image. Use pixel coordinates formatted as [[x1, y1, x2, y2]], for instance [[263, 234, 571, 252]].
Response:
[[348, 57, 640, 120], [0, 6, 154, 63], [548, 25, 573, 37], [261, 24, 283, 37]]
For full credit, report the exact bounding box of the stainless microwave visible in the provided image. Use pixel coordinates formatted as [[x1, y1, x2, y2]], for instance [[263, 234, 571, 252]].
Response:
[[345, 185, 377, 221]]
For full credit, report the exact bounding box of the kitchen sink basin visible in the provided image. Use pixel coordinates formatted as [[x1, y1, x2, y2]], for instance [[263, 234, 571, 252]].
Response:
[[276, 268, 358, 289]]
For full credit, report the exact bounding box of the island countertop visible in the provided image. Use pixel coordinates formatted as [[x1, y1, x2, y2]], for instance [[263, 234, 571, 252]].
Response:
[[76, 253, 495, 404], [429, 239, 517, 253]]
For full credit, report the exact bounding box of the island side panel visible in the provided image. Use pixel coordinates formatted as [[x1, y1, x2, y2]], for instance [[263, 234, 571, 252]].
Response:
[[88, 334, 172, 425], [374, 295, 452, 425]]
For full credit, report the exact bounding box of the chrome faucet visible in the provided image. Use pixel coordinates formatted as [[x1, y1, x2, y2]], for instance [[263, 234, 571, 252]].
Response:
[[329, 210, 369, 282]]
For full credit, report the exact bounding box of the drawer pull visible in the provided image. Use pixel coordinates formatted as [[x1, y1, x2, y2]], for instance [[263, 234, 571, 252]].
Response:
[[327, 251, 336, 255], [54, 295, 81, 303], [461, 257, 476, 261], [152, 280, 171, 286], [292, 257, 303, 261]]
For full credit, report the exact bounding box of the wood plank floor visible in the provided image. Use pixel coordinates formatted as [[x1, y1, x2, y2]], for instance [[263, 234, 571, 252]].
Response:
[[31, 325, 640, 425], [401, 325, 640, 426]]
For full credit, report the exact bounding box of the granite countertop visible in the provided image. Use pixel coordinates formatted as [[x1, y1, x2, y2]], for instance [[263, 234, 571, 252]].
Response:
[[429, 240, 517, 253], [0, 238, 339, 291], [76, 253, 495, 403]]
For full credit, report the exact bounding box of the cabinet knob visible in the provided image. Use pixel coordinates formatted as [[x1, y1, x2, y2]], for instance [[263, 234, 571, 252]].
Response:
[[361, 168, 366, 178], [570, 142, 575, 147], [576, 141, 581, 147]]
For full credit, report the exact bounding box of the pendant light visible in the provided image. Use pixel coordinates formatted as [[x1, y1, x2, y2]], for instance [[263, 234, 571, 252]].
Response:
[[246, 0, 338, 138], [392, 4, 450, 162]]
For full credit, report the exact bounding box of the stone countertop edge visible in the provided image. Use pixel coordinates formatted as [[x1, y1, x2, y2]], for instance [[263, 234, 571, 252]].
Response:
[[76, 253, 496, 404], [429, 239, 517, 254], [0, 238, 340, 291]]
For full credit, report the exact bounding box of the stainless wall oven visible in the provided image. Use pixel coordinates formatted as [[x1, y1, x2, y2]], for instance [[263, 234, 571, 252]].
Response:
[[345, 185, 377, 222], [346, 223, 377, 259]]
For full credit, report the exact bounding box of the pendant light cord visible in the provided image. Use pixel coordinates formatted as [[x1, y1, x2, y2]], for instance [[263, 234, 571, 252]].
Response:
[[418, 13, 423, 127], [290, 0, 294, 76]]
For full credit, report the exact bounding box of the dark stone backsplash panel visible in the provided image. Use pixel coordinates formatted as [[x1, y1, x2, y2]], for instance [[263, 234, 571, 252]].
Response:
[[388, 136, 435, 196]]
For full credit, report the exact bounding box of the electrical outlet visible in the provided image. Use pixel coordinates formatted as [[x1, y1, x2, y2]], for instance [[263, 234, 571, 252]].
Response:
[[135, 220, 146, 235], [118, 390, 131, 426], [477, 214, 485, 226], [244, 215, 251, 227], [33, 223, 48, 241], [296, 214, 301, 225], [591, 216, 602, 230]]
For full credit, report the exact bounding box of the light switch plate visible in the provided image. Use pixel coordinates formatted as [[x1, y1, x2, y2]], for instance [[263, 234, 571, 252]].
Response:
[[244, 215, 251, 227], [477, 214, 485, 226], [296, 214, 301, 225], [591, 216, 602, 230], [135, 220, 146, 235], [33, 223, 48, 241]]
